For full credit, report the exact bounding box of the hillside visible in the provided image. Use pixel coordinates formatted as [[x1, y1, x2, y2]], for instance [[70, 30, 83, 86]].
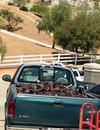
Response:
[[0, 3, 63, 56]]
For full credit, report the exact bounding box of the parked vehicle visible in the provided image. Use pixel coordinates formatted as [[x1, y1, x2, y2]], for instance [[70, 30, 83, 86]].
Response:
[[85, 84, 100, 98], [42, 61, 66, 67], [72, 67, 84, 81], [2, 63, 100, 130], [78, 81, 96, 90]]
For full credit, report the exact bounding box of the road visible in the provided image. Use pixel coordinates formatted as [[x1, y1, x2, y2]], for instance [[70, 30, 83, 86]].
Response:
[[0, 79, 10, 130]]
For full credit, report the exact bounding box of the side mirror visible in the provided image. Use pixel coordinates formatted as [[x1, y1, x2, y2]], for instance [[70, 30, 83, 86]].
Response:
[[2, 74, 11, 82]]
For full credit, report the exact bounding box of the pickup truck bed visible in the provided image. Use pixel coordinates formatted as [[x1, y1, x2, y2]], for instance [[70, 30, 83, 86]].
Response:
[[2, 63, 100, 130]]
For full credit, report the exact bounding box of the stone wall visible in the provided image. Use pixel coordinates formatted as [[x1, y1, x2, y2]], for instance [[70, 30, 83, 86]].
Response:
[[84, 63, 100, 84]]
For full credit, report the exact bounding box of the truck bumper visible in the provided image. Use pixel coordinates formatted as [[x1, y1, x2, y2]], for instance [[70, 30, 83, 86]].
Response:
[[6, 126, 69, 130], [6, 127, 88, 130], [6, 125, 39, 130]]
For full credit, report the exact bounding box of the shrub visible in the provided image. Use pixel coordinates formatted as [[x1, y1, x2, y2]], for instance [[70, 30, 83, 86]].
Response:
[[19, 6, 28, 12], [8, 2, 15, 6]]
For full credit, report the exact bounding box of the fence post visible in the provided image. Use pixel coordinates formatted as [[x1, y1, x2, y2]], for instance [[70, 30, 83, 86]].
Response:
[[40, 54, 43, 63], [57, 53, 60, 63], [75, 53, 77, 65], [20, 55, 23, 65], [91, 55, 93, 63]]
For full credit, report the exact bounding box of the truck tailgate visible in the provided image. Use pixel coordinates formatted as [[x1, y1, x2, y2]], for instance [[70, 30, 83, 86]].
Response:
[[9, 94, 99, 128]]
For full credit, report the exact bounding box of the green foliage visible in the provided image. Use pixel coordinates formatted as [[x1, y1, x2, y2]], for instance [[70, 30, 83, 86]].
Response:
[[93, 2, 99, 9], [30, 2, 49, 17], [0, 37, 7, 58], [54, 4, 100, 53], [0, 16, 7, 29], [0, 9, 24, 32], [0, 25, 7, 30], [54, 19, 72, 50], [7, 2, 15, 6], [51, 1, 72, 26], [95, 59, 100, 64], [37, 12, 53, 33], [0, 9, 13, 19], [37, 1, 72, 48], [19, 6, 28, 11]]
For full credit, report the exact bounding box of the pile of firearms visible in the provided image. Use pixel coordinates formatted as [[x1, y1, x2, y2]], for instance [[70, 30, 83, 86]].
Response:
[[16, 81, 87, 98]]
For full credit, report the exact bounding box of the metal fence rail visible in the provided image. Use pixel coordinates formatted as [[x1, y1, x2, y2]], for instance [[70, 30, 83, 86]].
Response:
[[0, 53, 95, 68]]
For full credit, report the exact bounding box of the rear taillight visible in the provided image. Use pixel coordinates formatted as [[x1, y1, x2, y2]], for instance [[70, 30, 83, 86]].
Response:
[[8, 100, 16, 118]]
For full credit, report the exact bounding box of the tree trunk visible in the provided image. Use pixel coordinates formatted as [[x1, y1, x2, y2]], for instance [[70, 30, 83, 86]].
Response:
[[52, 39, 55, 49], [75, 46, 78, 53]]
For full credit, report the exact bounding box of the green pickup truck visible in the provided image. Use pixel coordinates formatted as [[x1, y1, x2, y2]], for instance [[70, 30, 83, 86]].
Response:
[[2, 63, 100, 130]]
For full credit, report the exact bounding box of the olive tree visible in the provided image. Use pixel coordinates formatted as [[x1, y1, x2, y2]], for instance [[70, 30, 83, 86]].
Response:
[[0, 9, 24, 32]]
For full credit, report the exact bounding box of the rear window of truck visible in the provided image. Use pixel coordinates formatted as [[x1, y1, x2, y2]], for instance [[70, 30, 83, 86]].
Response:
[[18, 66, 74, 85]]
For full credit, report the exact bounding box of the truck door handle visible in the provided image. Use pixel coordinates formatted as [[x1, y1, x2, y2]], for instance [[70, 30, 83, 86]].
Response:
[[53, 101, 64, 106]]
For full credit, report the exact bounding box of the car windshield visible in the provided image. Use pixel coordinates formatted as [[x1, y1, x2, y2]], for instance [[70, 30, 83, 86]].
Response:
[[18, 66, 74, 85]]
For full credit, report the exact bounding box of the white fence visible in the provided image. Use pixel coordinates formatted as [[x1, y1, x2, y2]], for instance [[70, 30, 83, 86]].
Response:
[[0, 53, 95, 68]]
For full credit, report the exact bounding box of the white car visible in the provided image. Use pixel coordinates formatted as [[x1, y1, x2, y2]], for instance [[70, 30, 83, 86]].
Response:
[[41, 61, 66, 67], [72, 68, 84, 81], [51, 61, 66, 67]]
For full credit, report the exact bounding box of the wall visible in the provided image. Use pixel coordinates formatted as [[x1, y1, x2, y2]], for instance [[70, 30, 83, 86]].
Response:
[[84, 63, 100, 84]]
